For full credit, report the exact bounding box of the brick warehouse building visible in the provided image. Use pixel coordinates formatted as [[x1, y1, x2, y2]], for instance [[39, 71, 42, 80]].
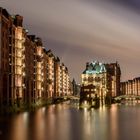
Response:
[[0, 7, 71, 111], [121, 77, 140, 96]]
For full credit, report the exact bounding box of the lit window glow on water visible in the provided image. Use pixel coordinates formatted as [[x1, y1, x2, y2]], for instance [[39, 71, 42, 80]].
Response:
[[1, 103, 140, 140]]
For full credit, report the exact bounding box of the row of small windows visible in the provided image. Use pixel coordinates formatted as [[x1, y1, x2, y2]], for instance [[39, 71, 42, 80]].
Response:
[[83, 77, 104, 82], [84, 89, 95, 92]]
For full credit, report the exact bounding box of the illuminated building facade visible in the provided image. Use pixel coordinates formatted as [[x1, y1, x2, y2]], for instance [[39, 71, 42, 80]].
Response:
[[81, 61, 108, 105], [14, 17, 26, 107], [80, 61, 121, 106], [60, 63, 71, 96], [24, 35, 36, 106], [34, 38, 44, 104], [0, 7, 72, 111], [66, 70, 71, 96], [46, 50, 55, 98], [65, 67, 71, 96], [106, 62, 121, 97], [0, 8, 26, 108], [121, 77, 140, 96]]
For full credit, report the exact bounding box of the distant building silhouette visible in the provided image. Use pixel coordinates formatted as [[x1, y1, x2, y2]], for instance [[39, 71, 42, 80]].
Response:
[[72, 79, 81, 96]]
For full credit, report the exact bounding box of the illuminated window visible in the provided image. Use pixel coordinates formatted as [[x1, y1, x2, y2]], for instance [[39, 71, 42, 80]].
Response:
[[37, 75, 41, 81], [37, 82, 41, 89], [16, 67, 22, 74], [16, 49, 22, 57], [15, 28, 22, 40], [37, 62, 41, 68], [15, 75, 22, 87], [37, 47, 42, 56], [16, 59, 22, 66]]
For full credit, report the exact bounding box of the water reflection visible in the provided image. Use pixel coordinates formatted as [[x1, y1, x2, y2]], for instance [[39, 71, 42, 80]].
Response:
[[1, 103, 140, 140], [109, 105, 118, 140], [33, 107, 46, 140], [82, 108, 93, 140], [10, 112, 29, 140]]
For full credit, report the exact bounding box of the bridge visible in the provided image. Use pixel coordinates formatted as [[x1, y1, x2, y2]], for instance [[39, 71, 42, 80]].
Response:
[[114, 95, 140, 102], [56, 95, 80, 100], [53, 95, 80, 104]]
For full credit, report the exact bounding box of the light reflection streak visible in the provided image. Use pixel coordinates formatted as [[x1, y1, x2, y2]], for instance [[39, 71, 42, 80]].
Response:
[[34, 108, 46, 140], [82, 108, 93, 139], [110, 105, 119, 140], [10, 112, 29, 140]]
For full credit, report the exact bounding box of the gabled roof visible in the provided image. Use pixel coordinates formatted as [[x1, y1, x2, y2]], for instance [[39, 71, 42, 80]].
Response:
[[83, 61, 106, 74]]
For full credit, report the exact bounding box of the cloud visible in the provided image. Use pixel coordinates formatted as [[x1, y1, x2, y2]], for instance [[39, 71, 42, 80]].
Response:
[[1, 0, 140, 81]]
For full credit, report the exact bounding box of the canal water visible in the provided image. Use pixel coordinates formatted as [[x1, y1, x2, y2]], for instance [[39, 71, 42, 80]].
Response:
[[1, 103, 140, 140]]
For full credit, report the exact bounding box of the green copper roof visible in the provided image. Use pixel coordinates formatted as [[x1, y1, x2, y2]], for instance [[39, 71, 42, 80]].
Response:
[[83, 61, 106, 74]]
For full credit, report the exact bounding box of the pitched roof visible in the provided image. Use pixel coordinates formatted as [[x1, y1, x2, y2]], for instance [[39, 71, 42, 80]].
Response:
[[83, 61, 106, 74]]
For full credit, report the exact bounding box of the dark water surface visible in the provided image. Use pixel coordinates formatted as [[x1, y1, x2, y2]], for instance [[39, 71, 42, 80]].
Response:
[[0, 103, 140, 140]]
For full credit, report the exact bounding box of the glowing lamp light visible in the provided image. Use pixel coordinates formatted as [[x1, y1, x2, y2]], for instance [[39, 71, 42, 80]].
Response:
[[84, 100, 87, 105]]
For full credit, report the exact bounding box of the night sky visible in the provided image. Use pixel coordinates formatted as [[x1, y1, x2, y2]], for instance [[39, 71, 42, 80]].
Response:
[[1, 0, 140, 83]]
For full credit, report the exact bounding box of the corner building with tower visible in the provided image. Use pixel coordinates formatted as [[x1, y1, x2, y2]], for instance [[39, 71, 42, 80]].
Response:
[[80, 61, 121, 107]]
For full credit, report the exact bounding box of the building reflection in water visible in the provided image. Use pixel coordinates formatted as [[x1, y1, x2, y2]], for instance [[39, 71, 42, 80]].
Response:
[[81, 105, 119, 140], [3, 103, 140, 140], [10, 112, 29, 140], [82, 108, 93, 139], [46, 104, 71, 140], [109, 105, 119, 140], [33, 107, 46, 140]]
